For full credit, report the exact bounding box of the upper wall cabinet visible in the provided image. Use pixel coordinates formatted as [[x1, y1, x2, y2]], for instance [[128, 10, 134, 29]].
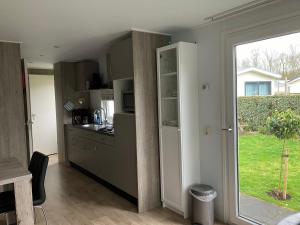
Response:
[[75, 61, 99, 91], [108, 36, 134, 80]]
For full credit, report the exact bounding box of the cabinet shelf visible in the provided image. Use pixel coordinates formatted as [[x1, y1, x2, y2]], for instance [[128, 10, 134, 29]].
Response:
[[162, 123, 178, 127], [162, 97, 177, 100], [161, 72, 177, 77]]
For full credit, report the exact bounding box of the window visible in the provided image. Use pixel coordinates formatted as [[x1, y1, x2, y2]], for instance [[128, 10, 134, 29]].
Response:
[[245, 81, 271, 96], [101, 100, 114, 125]]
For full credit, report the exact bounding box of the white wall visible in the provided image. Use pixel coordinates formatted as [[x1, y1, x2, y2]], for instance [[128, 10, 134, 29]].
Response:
[[289, 80, 300, 94], [29, 74, 58, 156], [237, 72, 276, 96], [171, 0, 300, 221]]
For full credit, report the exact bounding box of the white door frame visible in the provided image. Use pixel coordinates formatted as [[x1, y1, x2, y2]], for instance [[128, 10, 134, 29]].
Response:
[[221, 11, 300, 225], [22, 59, 34, 161]]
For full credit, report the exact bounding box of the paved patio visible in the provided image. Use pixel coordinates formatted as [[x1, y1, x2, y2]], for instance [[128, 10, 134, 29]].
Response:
[[240, 194, 296, 225]]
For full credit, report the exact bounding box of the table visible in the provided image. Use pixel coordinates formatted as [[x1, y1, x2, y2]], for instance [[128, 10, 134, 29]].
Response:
[[0, 158, 34, 225]]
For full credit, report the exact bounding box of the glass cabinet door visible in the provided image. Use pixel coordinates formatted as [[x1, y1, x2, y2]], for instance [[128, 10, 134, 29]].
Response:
[[159, 48, 178, 127]]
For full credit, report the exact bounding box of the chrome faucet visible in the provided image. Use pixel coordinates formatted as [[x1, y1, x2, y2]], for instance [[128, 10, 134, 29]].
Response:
[[94, 107, 107, 126]]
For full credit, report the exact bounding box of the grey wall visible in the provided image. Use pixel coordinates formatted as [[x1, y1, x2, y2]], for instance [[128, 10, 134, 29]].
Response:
[[172, 0, 300, 221]]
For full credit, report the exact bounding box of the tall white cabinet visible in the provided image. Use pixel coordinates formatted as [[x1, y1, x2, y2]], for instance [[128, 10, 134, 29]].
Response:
[[157, 42, 200, 218]]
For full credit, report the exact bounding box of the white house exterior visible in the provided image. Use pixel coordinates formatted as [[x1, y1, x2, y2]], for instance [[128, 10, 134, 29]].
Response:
[[288, 77, 300, 94], [237, 68, 282, 97]]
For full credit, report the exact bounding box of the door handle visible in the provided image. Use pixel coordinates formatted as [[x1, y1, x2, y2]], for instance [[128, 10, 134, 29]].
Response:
[[222, 127, 233, 132]]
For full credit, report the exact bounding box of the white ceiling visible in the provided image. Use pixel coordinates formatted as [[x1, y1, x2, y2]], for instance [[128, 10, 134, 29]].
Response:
[[0, 0, 254, 67]]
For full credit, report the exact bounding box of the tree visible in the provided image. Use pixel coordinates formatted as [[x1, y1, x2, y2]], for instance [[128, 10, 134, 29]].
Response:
[[238, 44, 300, 80], [262, 49, 278, 72], [250, 48, 261, 68], [267, 109, 300, 200]]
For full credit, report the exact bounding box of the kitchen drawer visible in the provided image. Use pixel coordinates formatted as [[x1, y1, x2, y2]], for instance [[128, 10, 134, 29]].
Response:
[[67, 126, 115, 144], [75, 128, 115, 146], [100, 135, 114, 146]]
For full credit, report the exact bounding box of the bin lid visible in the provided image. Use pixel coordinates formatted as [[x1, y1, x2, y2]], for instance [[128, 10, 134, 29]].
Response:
[[190, 184, 216, 196]]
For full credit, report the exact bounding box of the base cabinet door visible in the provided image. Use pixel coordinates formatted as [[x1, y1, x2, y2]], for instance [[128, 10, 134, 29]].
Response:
[[114, 113, 138, 198], [161, 126, 182, 211], [68, 135, 87, 167], [67, 131, 80, 164], [92, 142, 116, 185]]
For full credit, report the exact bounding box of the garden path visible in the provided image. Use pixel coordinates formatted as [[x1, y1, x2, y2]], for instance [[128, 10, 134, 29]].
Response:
[[240, 194, 295, 225]]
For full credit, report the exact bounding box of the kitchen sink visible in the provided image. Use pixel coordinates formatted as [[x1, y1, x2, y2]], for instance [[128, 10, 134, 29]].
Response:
[[80, 124, 106, 131], [77, 124, 114, 135]]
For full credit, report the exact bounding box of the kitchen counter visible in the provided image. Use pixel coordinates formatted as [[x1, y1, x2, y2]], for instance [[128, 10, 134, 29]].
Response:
[[72, 124, 114, 136], [65, 124, 115, 147]]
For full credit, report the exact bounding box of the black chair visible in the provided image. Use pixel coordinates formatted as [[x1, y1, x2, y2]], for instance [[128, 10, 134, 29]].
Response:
[[0, 151, 49, 224]]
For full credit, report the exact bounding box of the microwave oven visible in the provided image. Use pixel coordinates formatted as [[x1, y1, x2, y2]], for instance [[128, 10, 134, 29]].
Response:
[[122, 90, 135, 112]]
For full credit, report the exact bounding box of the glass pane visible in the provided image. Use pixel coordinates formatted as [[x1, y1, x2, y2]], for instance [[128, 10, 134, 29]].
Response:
[[159, 48, 178, 127], [259, 82, 271, 95], [245, 83, 259, 96], [160, 48, 177, 74], [101, 100, 114, 125]]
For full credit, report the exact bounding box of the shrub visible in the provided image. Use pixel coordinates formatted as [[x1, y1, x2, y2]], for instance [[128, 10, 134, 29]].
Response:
[[238, 95, 300, 132], [267, 109, 300, 140]]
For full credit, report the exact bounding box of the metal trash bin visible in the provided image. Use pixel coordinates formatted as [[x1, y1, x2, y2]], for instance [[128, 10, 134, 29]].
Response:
[[190, 184, 217, 225]]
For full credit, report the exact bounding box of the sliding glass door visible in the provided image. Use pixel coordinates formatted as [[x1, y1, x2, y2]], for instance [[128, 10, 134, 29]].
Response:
[[223, 14, 300, 225]]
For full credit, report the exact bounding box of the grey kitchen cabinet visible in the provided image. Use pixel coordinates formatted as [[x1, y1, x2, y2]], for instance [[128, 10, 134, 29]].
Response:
[[108, 36, 133, 80], [91, 141, 116, 185], [65, 124, 138, 198], [0, 42, 28, 167], [55, 61, 94, 162], [75, 61, 99, 91], [114, 113, 138, 198], [66, 128, 87, 167], [55, 62, 76, 163], [108, 31, 170, 212], [65, 126, 117, 182]]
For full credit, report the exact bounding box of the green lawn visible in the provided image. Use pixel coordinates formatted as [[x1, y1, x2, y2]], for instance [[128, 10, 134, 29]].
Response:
[[239, 134, 300, 211]]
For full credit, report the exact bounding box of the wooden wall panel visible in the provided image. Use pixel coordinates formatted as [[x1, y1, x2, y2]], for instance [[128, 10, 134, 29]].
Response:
[[132, 31, 170, 212], [0, 42, 27, 166]]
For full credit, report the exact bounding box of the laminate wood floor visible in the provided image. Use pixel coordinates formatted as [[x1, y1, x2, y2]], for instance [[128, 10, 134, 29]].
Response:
[[0, 163, 223, 225]]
